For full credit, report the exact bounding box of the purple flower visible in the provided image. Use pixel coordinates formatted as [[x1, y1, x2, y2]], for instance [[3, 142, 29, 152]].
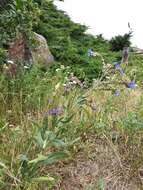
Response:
[[118, 67, 124, 76], [44, 108, 61, 116], [114, 89, 120, 96], [128, 80, 135, 90], [114, 62, 124, 76]]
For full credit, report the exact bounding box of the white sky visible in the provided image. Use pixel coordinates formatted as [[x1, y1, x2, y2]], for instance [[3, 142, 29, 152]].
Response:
[[55, 0, 143, 48]]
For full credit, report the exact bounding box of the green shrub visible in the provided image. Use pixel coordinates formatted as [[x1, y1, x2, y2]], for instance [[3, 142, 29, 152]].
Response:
[[109, 32, 132, 51], [0, 48, 6, 67], [34, 1, 111, 79], [0, 0, 40, 46]]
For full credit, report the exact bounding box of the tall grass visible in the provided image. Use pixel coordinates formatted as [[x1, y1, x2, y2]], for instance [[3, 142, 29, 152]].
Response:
[[0, 63, 143, 189]]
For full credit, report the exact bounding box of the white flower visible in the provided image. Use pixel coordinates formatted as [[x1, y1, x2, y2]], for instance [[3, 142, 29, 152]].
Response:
[[56, 68, 60, 72], [7, 60, 14, 64], [24, 66, 29, 69], [106, 76, 110, 79], [72, 80, 77, 84], [69, 82, 73, 85]]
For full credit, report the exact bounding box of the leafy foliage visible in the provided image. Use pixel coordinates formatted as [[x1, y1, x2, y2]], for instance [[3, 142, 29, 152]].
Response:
[[0, 0, 120, 80], [34, 1, 112, 79], [109, 32, 132, 51], [1, 1, 143, 189], [0, 61, 143, 189], [0, 0, 12, 10], [0, 0, 40, 46], [0, 48, 6, 67]]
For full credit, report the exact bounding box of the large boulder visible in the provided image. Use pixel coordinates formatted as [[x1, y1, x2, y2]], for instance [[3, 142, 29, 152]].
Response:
[[8, 32, 54, 65], [31, 32, 54, 65]]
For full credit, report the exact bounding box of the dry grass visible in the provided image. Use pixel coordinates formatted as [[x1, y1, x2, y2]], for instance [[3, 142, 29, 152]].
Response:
[[1, 67, 143, 190], [49, 134, 141, 190]]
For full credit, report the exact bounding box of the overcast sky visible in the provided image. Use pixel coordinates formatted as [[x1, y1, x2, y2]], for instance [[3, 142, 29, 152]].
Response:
[[55, 0, 143, 48]]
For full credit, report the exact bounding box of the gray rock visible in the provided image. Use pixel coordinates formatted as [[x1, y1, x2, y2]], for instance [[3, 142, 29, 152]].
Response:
[[8, 32, 54, 65], [31, 33, 54, 65]]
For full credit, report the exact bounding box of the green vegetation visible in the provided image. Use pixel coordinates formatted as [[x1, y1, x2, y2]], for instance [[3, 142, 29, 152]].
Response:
[[0, 63, 143, 189], [109, 32, 132, 51], [0, 0, 119, 80], [0, 0, 40, 45], [0, 0, 143, 189], [34, 1, 113, 79]]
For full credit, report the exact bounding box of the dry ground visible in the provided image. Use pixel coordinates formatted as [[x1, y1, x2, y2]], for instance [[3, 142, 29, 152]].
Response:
[[48, 134, 142, 190]]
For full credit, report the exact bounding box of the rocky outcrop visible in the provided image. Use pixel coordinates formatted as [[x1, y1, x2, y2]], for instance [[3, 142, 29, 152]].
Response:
[[31, 33, 54, 65], [8, 32, 54, 65], [8, 35, 29, 63]]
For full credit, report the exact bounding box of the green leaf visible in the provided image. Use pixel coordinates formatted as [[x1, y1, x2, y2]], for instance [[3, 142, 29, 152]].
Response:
[[98, 177, 105, 190], [18, 154, 28, 162], [42, 151, 69, 165], [34, 132, 44, 148], [76, 95, 87, 106], [32, 176, 55, 183], [0, 161, 7, 170], [52, 139, 66, 147], [29, 154, 47, 164], [60, 114, 74, 124], [67, 137, 81, 146], [29, 152, 69, 165]]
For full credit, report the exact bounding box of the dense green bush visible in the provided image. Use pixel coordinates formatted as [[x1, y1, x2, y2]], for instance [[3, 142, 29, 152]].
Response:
[[0, 0, 119, 80], [0, 0, 40, 47], [34, 1, 115, 79], [109, 32, 132, 51], [0, 0, 12, 10]]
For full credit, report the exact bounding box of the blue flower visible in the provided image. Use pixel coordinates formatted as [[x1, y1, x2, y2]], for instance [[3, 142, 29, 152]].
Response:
[[114, 89, 120, 96], [87, 49, 94, 57], [113, 62, 124, 76], [44, 108, 61, 116], [128, 80, 135, 90], [118, 67, 124, 76]]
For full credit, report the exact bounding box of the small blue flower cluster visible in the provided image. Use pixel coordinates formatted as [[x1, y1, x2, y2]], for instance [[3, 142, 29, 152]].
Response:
[[113, 61, 124, 76], [87, 49, 94, 57], [44, 108, 61, 116], [112, 51, 136, 95], [114, 89, 120, 96], [128, 80, 135, 90], [114, 80, 135, 96], [86, 48, 136, 96]]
